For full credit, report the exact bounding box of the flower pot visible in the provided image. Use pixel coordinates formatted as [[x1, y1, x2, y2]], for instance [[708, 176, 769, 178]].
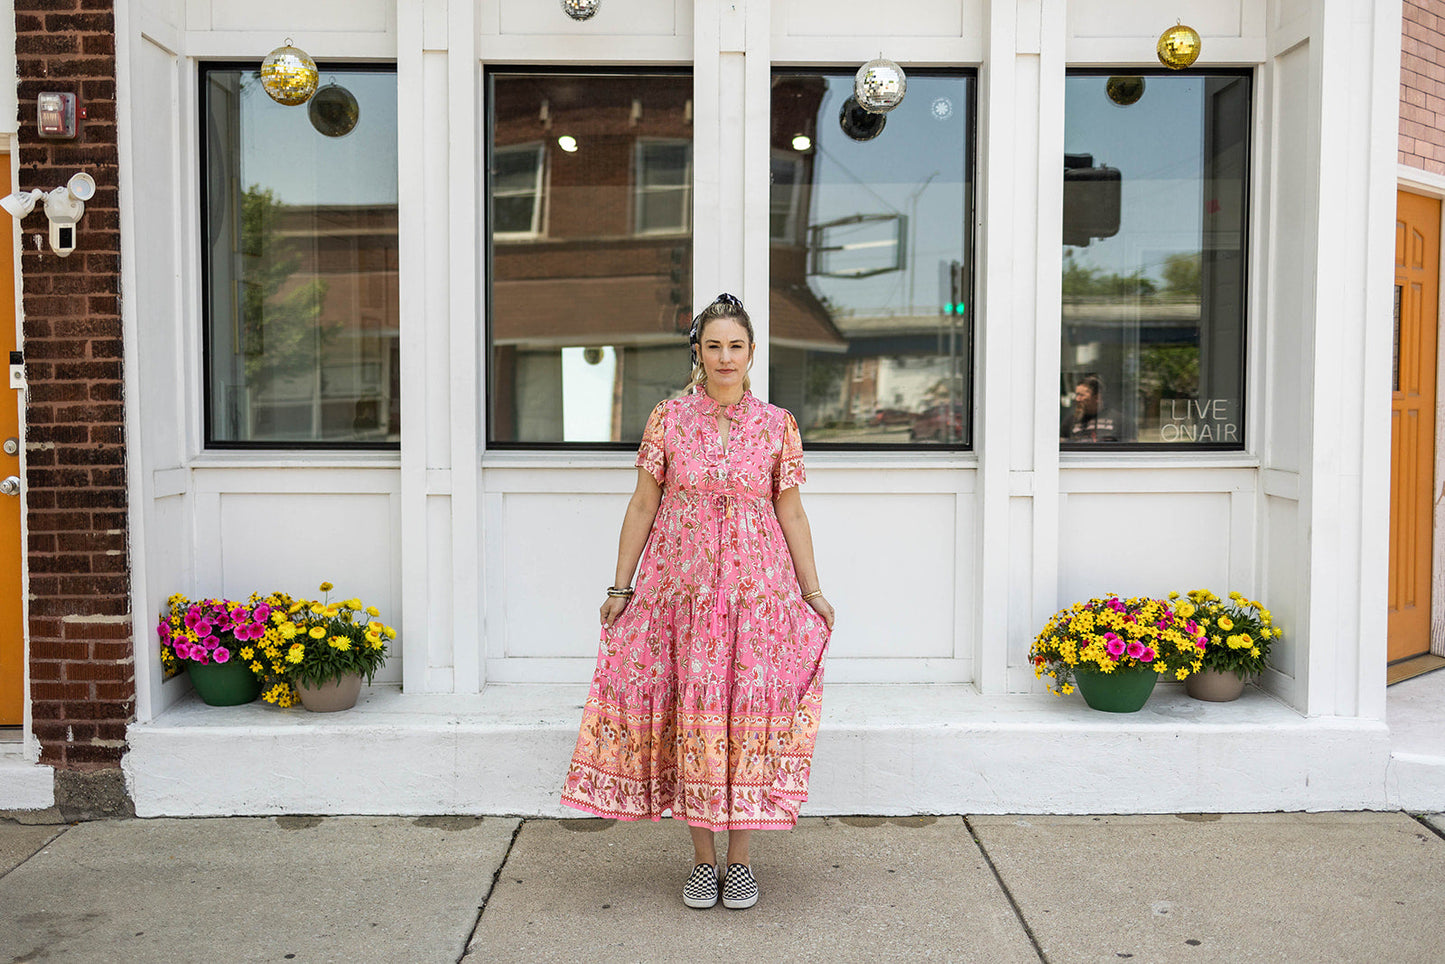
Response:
[[1186, 668, 1247, 702], [187, 658, 261, 706], [1072, 663, 1159, 713], [296, 673, 364, 712]]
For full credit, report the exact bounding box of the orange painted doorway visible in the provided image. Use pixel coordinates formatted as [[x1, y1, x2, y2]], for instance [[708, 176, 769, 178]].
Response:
[[0, 152, 20, 724], [1389, 189, 1441, 663]]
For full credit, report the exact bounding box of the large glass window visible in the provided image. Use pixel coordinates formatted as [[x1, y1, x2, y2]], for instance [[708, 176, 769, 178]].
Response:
[[202, 65, 399, 446], [1060, 70, 1250, 449], [488, 71, 693, 445], [769, 70, 975, 447]]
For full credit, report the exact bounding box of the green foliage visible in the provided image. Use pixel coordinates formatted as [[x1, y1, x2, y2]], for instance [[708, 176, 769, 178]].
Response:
[[239, 186, 330, 389]]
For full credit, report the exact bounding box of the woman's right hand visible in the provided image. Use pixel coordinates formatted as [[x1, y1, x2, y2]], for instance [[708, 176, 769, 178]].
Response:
[[600, 595, 629, 629]]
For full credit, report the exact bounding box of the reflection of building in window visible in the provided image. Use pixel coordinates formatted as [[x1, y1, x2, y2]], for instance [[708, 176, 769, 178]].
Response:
[[770, 152, 804, 243], [493, 143, 546, 237], [634, 138, 691, 235]]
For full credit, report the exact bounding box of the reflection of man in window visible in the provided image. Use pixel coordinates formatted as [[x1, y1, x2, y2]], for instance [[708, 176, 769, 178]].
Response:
[[1060, 374, 1131, 443]]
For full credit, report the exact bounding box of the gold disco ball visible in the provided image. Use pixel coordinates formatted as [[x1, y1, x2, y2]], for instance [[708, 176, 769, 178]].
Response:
[[1157, 23, 1201, 70], [1106, 76, 1146, 106], [260, 42, 318, 106]]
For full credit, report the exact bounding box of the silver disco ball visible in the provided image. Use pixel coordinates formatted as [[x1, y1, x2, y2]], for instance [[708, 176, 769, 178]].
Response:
[[561, 0, 600, 21], [855, 58, 907, 113]]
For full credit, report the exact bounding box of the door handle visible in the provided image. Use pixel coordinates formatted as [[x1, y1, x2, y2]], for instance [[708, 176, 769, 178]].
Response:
[[0, 476, 18, 496]]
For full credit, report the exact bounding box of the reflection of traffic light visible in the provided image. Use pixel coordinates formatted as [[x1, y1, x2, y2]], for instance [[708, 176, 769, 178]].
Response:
[[941, 259, 964, 315], [1063, 153, 1121, 247]]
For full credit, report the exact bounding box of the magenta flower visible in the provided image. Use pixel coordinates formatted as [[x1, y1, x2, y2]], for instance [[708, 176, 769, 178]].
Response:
[[157, 620, 170, 641], [1107, 637, 1127, 657], [1140, 646, 1156, 662], [1186, 619, 1198, 634], [194, 619, 213, 637], [230, 606, 247, 621], [1196, 640, 1208, 650], [255, 604, 271, 620], [184, 607, 201, 629], [1127, 641, 1145, 659], [173, 642, 191, 660], [213, 647, 230, 663], [199, 635, 217, 651]]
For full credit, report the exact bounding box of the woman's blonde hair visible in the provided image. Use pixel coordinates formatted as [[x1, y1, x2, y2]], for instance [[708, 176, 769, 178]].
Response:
[[686, 293, 755, 393]]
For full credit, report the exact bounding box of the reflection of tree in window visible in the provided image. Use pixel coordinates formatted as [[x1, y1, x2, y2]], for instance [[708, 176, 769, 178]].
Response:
[[239, 185, 328, 396]]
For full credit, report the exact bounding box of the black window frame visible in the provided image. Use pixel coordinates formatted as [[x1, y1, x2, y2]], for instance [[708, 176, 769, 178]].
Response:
[[199, 59, 401, 452], [484, 65, 696, 452], [1059, 66, 1253, 454], [767, 66, 978, 453]]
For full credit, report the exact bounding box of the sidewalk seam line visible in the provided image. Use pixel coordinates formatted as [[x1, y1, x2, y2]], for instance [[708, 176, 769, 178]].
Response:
[[964, 815, 1050, 964], [457, 816, 525, 963], [0, 824, 71, 884]]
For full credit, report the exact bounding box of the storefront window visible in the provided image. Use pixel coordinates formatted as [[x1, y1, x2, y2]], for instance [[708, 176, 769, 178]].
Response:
[[487, 71, 693, 445], [1060, 70, 1250, 449], [202, 65, 400, 446], [769, 70, 975, 448]]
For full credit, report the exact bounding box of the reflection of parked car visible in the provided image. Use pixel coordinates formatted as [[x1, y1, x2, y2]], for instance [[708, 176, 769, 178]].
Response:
[[909, 404, 964, 442], [868, 408, 912, 427]]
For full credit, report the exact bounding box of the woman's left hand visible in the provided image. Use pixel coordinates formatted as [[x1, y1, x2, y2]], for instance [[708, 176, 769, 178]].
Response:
[[807, 594, 835, 631]]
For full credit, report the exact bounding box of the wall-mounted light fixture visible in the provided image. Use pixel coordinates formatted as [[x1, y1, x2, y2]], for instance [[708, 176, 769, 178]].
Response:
[[1, 172, 97, 257]]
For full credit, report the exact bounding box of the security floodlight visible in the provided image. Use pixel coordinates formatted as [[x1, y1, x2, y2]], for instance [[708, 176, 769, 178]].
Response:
[[0, 172, 98, 256], [0, 189, 44, 219]]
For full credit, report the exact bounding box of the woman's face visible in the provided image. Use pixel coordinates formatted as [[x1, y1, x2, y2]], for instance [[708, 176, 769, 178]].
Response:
[[697, 317, 754, 391]]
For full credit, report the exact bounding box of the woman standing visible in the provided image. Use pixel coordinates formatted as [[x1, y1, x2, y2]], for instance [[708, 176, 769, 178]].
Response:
[[560, 293, 834, 911]]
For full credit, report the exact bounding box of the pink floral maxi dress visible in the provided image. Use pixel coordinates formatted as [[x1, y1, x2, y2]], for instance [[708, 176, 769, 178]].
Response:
[[560, 387, 831, 831]]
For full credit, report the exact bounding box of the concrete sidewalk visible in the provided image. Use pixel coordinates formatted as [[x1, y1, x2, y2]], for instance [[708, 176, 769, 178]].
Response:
[[2, 812, 1444, 963]]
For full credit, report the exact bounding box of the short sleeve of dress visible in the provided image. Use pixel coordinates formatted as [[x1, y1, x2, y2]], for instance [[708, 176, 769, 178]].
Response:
[[773, 410, 806, 498], [635, 401, 668, 485]]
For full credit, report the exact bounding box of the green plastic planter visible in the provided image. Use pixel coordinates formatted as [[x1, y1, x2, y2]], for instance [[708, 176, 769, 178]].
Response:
[[1072, 663, 1159, 713], [187, 658, 261, 706]]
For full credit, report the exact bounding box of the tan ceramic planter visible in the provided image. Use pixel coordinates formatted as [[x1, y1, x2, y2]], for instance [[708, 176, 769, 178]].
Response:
[[296, 673, 363, 712], [1185, 668, 1247, 702]]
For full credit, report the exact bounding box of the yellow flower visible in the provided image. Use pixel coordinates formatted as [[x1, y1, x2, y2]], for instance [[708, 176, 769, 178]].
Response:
[[1250, 647, 1261, 658], [1168, 591, 1180, 600], [279, 623, 297, 640], [1217, 616, 1234, 631], [319, 581, 334, 592], [1175, 601, 1195, 619], [286, 643, 305, 664], [1229, 591, 1242, 600], [345, 598, 362, 610], [384, 625, 397, 639], [308, 626, 326, 639], [328, 636, 352, 651], [240, 647, 255, 661], [323, 604, 340, 618], [249, 661, 263, 673], [368, 620, 384, 633], [365, 630, 382, 643], [366, 606, 380, 617], [288, 601, 304, 614], [369, 639, 384, 650], [310, 603, 325, 615]]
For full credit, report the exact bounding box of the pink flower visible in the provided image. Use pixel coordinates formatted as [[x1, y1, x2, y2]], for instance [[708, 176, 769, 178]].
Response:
[[199, 635, 217, 651], [1186, 619, 1198, 634], [184, 607, 201, 629], [1196, 640, 1208, 650], [1106, 637, 1127, 657], [173, 642, 192, 660], [230, 606, 247, 621], [157, 620, 170, 641], [1127, 641, 1145, 659], [194, 619, 213, 637], [212, 647, 230, 663], [255, 604, 271, 621], [1140, 646, 1156, 662]]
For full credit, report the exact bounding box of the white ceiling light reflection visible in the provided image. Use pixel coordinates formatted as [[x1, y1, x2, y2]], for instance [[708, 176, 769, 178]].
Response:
[[557, 135, 579, 153], [791, 134, 812, 152]]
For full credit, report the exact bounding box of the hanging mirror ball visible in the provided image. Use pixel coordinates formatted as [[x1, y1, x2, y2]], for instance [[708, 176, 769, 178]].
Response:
[[260, 43, 318, 106], [854, 58, 907, 113], [560, 0, 600, 21], [1157, 23, 1202, 70], [1105, 76, 1146, 107], [309, 84, 360, 137], [839, 97, 886, 142]]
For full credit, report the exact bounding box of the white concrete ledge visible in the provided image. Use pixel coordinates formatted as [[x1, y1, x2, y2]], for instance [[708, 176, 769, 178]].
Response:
[[0, 745, 54, 811], [124, 683, 1400, 817]]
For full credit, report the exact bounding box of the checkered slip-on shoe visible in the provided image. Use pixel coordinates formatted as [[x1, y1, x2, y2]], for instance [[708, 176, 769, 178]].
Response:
[[682, 862, 720, 909], [721, 863, 758, 910]]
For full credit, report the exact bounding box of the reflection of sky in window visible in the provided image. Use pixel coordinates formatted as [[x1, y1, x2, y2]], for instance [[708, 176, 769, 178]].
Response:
[[1063, 76, 1205, 281], [239, 71, 399, 206], [803, 75, 971, 316]]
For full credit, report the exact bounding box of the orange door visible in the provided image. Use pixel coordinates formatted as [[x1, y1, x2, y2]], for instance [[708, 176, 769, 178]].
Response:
[[1389, 190, 1440, 663], [1, 152, 21, 723]]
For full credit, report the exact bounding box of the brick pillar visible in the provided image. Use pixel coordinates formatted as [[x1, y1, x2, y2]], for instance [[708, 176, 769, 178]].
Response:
[[1401, 0, 1445, 175], [15, 0, 131, 774]]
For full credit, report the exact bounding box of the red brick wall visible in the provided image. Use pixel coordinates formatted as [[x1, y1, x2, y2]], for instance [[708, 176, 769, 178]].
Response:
[[1402, 0, 1445, 175], [15, 0, 131, 770]]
